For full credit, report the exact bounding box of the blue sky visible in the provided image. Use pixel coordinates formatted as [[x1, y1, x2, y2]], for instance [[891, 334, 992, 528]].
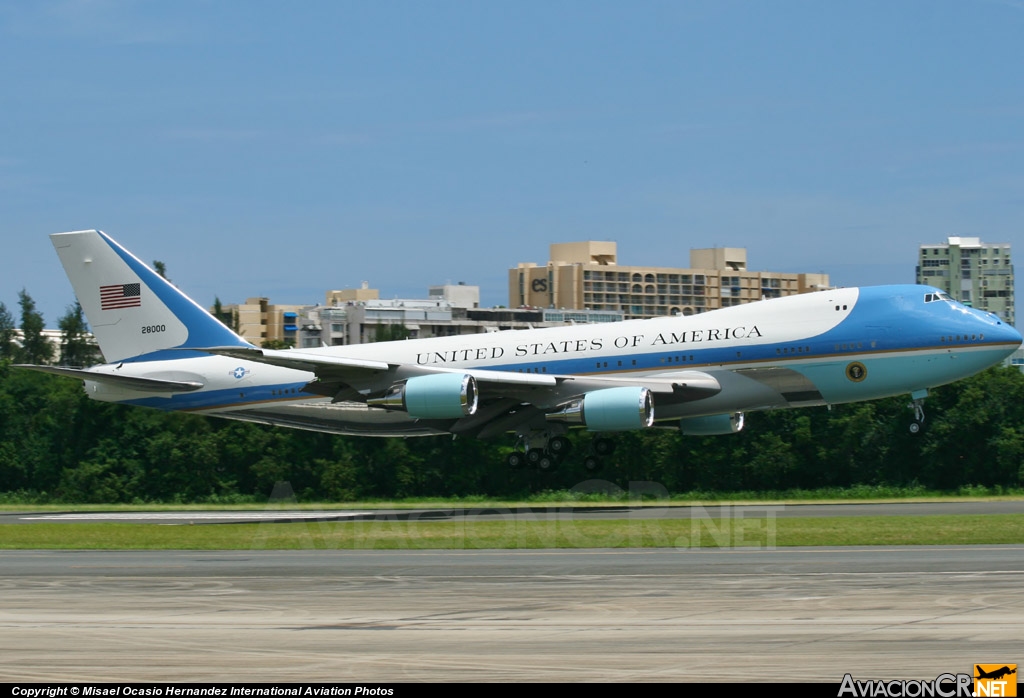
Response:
[[2, 0, 1022, 325]]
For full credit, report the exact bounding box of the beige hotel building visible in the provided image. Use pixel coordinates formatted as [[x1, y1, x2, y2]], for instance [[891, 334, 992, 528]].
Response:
[[510, 241, 830, 319]]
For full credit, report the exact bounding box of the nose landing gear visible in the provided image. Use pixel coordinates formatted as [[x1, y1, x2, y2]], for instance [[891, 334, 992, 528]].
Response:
[[908, 389, 928, 434]]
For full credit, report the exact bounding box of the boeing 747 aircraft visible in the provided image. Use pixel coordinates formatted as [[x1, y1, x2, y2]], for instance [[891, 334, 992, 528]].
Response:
[[16, 230, 1022, 472]]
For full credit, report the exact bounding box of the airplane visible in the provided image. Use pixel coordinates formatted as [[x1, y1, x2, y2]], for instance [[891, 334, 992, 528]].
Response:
[[975, 666, 1016, 681], [15, 229, 1023, 472]]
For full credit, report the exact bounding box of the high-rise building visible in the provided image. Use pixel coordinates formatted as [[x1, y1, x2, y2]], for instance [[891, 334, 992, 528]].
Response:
[[916, 237, 1014, 326], [509, 241, 830, 319]]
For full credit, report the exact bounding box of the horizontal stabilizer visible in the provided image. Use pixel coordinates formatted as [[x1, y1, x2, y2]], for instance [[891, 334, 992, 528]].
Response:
[[14, 364, 204, 393]]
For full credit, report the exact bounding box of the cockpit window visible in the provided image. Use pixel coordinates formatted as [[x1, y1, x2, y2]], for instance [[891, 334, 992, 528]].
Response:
[[925, 292, 954, 303]]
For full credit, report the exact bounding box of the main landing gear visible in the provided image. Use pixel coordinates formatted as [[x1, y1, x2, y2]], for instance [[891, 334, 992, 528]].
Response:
[[506, 431, 572, 472], [582, 437, 615, 473], [506, 431, 616, 473]]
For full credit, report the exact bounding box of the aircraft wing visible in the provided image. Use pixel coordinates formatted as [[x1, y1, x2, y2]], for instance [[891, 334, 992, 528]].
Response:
[[202, 346, 720, 406]]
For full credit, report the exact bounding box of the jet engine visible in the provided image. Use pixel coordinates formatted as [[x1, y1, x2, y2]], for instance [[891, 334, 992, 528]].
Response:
[[367, 373, 479, 419], [545, 386, 654, 431], [679, 412, 745, 435]]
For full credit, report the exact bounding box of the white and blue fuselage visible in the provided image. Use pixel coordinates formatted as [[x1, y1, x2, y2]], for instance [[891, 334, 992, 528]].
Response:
[[18, 230, 1021, 445], [78, 283, 1020, 436]]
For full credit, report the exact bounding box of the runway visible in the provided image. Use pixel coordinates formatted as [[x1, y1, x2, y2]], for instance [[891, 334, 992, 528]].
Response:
[[1, 546, 1022, 682], [7, 499, 1024, 524]]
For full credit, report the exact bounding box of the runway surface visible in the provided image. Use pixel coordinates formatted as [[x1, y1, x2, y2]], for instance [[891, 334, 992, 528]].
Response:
[[6, 499, 1024, 524], [1, 546, 1022, 682]]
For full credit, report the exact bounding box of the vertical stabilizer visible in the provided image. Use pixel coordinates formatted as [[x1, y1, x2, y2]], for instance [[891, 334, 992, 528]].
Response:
[[50, 230, 253, 362]]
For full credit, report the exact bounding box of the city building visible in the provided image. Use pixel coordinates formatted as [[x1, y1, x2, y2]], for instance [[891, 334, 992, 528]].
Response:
[[220, 297, 309, 347], [1010, 347, 1024, 372], [10, 328, 72, 355], [218, 284, 622, 350], [217, 241, 834, 347], [296, 292, 622, 348], [916, 237, 1014, 326], [509, 241, 830, 319]]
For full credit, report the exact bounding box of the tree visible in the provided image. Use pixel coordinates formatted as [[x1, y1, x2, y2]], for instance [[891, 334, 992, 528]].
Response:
[[0, 302, 16, 360], [372, 323, 411, 342], [211, 297, 239, 333], [153, 261, 168, 280], [58, 301, 101, 367], [17, 289, 53, 365]]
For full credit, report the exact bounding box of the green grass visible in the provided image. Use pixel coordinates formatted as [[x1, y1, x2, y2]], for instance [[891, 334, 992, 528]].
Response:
[[2, 514, 1023, 550]]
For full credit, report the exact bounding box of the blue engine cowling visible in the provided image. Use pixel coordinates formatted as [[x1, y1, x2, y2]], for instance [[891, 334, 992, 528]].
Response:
[[367, 373, 479, 419], [679, 412, 744, 435], [545, 386, 655, 431]]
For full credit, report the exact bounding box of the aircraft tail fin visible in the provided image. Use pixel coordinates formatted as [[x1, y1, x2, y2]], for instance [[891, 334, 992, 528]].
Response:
[[50, 230, 254, 363]]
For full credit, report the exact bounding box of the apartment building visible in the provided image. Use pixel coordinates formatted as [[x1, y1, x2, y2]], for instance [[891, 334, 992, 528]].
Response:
[[916, 237, 1014, 325], [510, 241, 830, 319]]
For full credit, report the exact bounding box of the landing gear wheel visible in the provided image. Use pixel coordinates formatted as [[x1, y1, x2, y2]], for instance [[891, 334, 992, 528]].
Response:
[[526, 449, 543, 466], [583, 455, 602, 473], [548, 436, 571, 457], [593, 437, 615, 457], [506, 451, 526, 469], [537, 454, 558, 472], [909, 421, 922, 435]]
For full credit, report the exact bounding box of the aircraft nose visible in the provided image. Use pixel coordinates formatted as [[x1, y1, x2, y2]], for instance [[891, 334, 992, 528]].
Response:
[[979, 313, 1021, 348], [1000, 322, 1023, 347]]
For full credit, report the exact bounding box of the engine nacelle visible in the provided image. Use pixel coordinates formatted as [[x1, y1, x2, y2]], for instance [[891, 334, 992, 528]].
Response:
[[679, 412, 745, 435], [367, 373, 478, 419], [545, 386, 655, 432]]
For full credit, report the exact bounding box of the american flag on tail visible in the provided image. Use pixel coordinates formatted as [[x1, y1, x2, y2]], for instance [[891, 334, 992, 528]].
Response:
[[100, 282, 141, 310]]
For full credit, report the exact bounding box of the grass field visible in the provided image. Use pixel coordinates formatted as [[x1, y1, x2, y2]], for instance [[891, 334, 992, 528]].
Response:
[[2, 513, 1023, 550]]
